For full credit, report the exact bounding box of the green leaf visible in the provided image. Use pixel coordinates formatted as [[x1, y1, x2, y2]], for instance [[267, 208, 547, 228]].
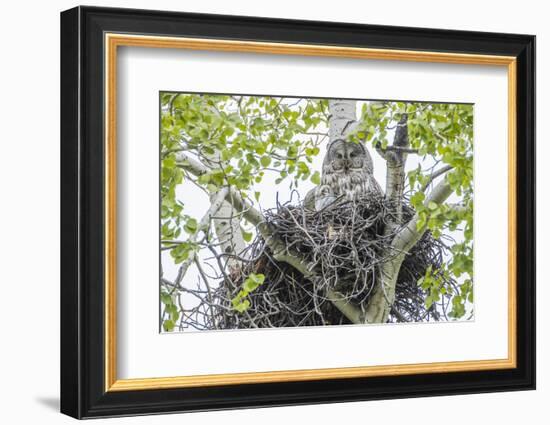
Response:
[[416, 212, 427, 231], [311, 171, 321, 185], [163, 320, 175, 332], [160, 292, 172, 305], [243, 279, 257, 292], [198, 173, 210, 184], [425, 294, 434, 309], [243, 273, 265, 291], [260, 156, 271, 167], [162, 157, 176, 169], [242, 229, 253, 242], [410, 191, 425, 208], [184, 218, 198, 234], [233, 299, 250, 313], [250, 273, 265, 284], [428, 201, 438, 211]]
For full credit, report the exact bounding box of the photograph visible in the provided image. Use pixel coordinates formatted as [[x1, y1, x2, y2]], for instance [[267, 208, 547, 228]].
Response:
[[159, 93, 474, 332], [57, 5, 535, 419]]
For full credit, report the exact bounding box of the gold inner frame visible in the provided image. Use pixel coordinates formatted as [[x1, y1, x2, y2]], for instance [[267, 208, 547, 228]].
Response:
[[104, 33, 517, 392]]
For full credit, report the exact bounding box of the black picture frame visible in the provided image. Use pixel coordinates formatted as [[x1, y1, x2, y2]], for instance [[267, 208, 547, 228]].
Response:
[[60, 5, 536, 419]]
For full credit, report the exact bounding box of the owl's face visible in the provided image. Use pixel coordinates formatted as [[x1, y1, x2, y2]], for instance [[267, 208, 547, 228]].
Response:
[[324, 140, 369, 174], [318, 139, 380, 203]]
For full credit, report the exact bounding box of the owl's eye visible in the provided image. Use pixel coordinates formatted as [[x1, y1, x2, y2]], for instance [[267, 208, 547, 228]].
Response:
[[336, 153, 344, 159], [349, 151, 357, 158]]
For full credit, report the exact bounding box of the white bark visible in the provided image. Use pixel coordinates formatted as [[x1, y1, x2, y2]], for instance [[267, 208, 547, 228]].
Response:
[[360, 113, 410, 322], [326, 288, 363, 323], [211, 200, 246, 269], [364, 177, 454, 323], [176, 150, 246, 269], [176, 153, 264, 225], [384, 114, 409, 227], [176, 153, 317, 276], [173, 188, 229, 284], [394, 178, 454, 253], [328, 99, 357, 142]]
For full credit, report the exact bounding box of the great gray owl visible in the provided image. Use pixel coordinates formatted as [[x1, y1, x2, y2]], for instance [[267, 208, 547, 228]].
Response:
[[304, 139, 382, 211]]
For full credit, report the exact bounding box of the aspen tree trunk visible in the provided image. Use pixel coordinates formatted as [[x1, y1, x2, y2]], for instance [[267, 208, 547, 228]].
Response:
[[175, 149, 245, 274], [364, 113, 411, 322], [211, 196, 246, 269], [204, 153, 246, 271], [328, 99, 357, 142]]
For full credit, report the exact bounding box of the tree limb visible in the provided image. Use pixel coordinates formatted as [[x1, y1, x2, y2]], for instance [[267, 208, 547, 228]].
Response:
[[176, 152, 264, 226], [176, 152, 317, 271], [363, 178, 455, 323], [384, 113, 409, 227], [421, 164, 453, 192], [169, 187, 229, 285], [176, 152, 361, 321], [326, 288, 362, 324], [448, 203, 469, 215], [175, 118, 452, 326], [394, 178, 454, 253], [375, 142, 418, 155]]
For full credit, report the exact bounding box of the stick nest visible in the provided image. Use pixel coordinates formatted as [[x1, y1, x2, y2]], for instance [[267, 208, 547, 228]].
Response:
[[196, 195, 456, 329]]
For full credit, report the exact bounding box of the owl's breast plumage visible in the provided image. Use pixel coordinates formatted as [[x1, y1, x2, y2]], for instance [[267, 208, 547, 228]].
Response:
[[321, 168, 381, 203], [307, 140, 382, 211]]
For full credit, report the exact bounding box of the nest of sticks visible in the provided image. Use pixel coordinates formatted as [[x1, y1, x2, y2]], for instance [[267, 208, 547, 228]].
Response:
[[194, 194, 456, 330]]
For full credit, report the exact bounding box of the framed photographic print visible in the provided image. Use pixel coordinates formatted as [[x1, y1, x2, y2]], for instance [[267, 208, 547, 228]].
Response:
[[60, 6, 536, 419]]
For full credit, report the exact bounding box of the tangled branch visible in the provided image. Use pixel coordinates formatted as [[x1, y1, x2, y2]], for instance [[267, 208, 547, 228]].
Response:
[[169, 194, 457, 330]]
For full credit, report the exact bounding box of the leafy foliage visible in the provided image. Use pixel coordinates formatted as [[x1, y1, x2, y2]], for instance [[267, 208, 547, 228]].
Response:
[[160, 93, 328, 261], [160, 290, 180, 332], [160, 94, 474, 331], [351, 101, 474, 317], [160, 93, 328, 331], [231, 273, 265, 313]]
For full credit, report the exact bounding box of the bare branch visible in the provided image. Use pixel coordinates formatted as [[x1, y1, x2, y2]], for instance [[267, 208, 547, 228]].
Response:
[[176, 152, 264, 226], [194, 258, 217, 329], [448, 203, 469, 215], [175, 152, 208, 177], [375, 142, 419, 155], [176, 152, 317, 276], [421, 164, 453, 192], [375, 144, 390, 161], [168, 187, 229, 284]]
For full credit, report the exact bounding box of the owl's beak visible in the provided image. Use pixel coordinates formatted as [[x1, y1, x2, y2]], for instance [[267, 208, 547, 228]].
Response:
[[343, 159, 350, 171]]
